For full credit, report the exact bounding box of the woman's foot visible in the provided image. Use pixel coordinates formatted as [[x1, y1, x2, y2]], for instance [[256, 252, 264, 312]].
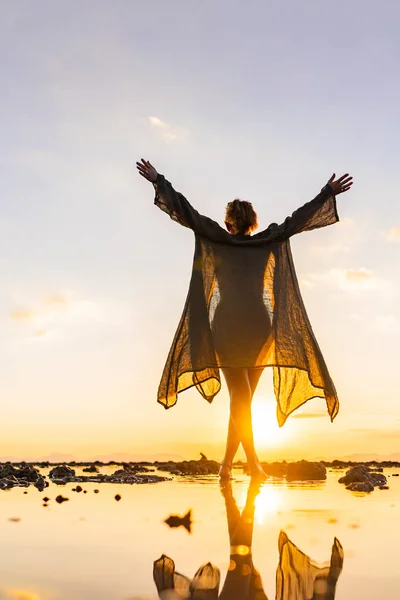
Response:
[[248, 461, 268, 481], [219, 461, 234, 480]]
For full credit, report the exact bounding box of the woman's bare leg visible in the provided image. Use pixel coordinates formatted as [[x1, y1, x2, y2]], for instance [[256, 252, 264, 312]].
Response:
[[220, 367, 264, 477], [220, 367, 266, 478]]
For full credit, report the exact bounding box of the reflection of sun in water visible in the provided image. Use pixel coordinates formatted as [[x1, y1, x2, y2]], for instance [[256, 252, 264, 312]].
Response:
[[251, 397, 291, 447], [255, 485, 282, 524]]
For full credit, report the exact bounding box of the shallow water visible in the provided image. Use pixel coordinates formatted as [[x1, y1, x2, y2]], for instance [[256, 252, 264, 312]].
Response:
[[0, 467, 399, 599]]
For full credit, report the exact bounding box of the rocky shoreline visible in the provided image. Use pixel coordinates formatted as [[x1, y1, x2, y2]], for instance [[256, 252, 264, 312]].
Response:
[[0, 462, 170, 491], [0, 458, 398, 492]]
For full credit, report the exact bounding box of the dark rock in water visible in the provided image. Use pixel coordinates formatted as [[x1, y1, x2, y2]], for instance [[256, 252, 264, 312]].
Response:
[[23, 491, 28, 495], [55, 495, 69, 504], [369, 472, 387, 485], [82, 465, 99, 473], [165, 510, 192, 533], [0, 464, 40, 483], [259, 461, 287, 478], [49, 465, 75, 481], [94, 489, 99, 494], [43, 497, 50, 503], [0, 461, 169, 490], [346, 481, 375, 492], [115, 494, 121, 501], [34, 477, 47, 492], [111, 468, 134, 478], [75, 485, 83, 493], [393, 473, 399, 477], [286, 461, 326, 481], [157, 459, 220, 476], [83, 490, 87, 494], [339, 465, 387, 492], [200, 452, 207, 460], [379, 485, 390, 490], [43, 504, 48, 508], [0, 479, 16, 490]]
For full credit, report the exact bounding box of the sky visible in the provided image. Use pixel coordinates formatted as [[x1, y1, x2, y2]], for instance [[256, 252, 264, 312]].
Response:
[[1, 0, 400, 461]]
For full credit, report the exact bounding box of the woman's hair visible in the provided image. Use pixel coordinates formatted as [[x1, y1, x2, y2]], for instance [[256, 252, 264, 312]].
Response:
[[225, 199, 258, 235]]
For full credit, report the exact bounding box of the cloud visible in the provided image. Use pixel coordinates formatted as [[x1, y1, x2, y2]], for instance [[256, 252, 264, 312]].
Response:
[[9, 291, 101, 340], [31, 329, 48, 338], [10, 294, 69, 325], [147, 115, 188, 142], [336, 217, 354, 228], [10, 309, 37, 321], [303, 267, 386, 293], [344, 268, 373, 282], [310, 243, 350, 255], [148, 116, 167, 128], [333, 267, 387, 292], [43, 294, 69, 307], [347, 428, 400, 440], [4, 590, 42, 600], [384, 225, 400, 242], [292, 412, 326, 419]]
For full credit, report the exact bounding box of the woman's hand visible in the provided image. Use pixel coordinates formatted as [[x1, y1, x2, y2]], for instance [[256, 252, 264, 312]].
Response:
[[136, 158, 158, 183], [327, 173, 353, 195]]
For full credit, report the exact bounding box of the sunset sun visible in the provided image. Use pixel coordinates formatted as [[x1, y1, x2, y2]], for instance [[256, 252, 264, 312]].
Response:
[[252, 398, 291, 447]]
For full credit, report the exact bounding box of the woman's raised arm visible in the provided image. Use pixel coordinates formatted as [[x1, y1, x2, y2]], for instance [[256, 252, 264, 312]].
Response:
[[136, 158, 225, 237], [254, 173, 353, 241]]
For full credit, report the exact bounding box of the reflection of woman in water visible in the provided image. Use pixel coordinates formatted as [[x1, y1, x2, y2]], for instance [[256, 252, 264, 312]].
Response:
[[153, 480, 344, 599], [137, 159, 353, 479]]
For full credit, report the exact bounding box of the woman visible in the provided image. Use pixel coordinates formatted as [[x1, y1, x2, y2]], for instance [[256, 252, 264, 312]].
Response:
[[137, 159, 352, 480]]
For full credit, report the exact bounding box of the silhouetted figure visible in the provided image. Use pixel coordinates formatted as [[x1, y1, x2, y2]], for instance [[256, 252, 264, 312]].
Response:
[[137, 159, 353, 481]]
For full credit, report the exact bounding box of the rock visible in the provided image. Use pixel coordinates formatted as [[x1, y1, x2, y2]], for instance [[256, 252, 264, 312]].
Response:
[[393, 473, 399, 477], [286, 461, 326, 481], [369, 472, 387, 485], [260, 462, 287, 478], [115, 494, 121, 501], [379, 485, 390, 490], [34, 477, 47, 492], [339, 465, 387, 491], [94, 489, 99, 494], [0, 464, 40, 483], [82, 465, 99, 473], [339, 466, 371, 485], [346, 481, 375, 492], [0, 479, 16, 490], [49, 465, 75, 481], [111, 469, 133, 478], [75, 485, 83, 493], [55, 495, 69, 504], [42, 497, 50, 503], [157, 459, 220, 476]]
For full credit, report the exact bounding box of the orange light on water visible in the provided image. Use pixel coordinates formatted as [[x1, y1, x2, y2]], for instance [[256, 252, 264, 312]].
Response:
[[255, 486, 283, 524]]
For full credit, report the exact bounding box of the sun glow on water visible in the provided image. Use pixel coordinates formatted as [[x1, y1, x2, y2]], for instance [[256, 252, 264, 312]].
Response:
[[255, 485, 283, 524]]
